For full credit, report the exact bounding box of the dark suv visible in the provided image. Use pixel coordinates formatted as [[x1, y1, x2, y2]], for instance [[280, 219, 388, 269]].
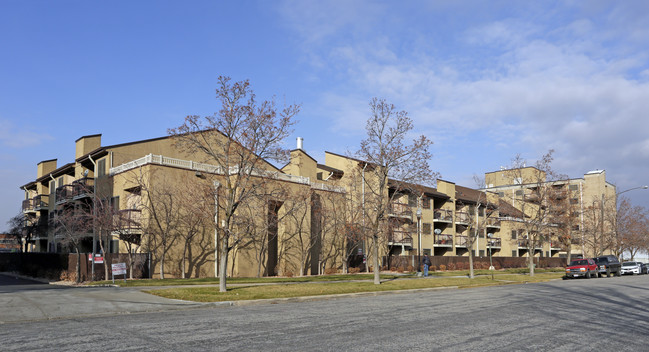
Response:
[[594, 255, 622, 277]]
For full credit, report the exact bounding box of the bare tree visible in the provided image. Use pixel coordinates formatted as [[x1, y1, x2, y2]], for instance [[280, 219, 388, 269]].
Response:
[[504, 151, 562, 276], [548, 184, 581, 265], [357, 98, 437, 285], [458, 188, 498, 279], [615, 198, 649, 260], [51, 205, 91, 283], [581, 196, 616, 258], [169, 76, 299, 292], [6, 213, 27, 252]]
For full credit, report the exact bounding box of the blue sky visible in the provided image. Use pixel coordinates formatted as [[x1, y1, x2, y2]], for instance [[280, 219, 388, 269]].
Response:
[[2, 0, 649, 231]]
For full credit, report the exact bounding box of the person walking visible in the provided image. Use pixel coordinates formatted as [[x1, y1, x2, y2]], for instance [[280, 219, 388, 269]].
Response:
[[422, 255, 432, 277]]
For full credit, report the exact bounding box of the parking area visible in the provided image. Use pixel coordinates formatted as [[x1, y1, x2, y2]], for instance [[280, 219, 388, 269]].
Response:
[[0, 273, 204, 324]]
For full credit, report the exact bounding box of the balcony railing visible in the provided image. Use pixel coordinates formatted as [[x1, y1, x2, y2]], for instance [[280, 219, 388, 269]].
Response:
[[388, 229, 413, 246], [456, 235, 468, 247], [21, 199, 34, 212], [433, 209, 453, 222], [433, 234, 453, 246], [455, 211, 470, 225], [388, 202, 412, 221], [114, 209, 142, 231], [485, 217, 501, 228], [72, 177, 94, 199], [487, 237, 502, 248], [517, 239, 542, 249], [33, 195, 49, 210], [55, 185, 75, 204]]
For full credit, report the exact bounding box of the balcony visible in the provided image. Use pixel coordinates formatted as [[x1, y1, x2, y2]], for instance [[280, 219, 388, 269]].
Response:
[[433, 209, 453, 223], [22, 199, 35, 213], [455, 211, 470, 225], [517, 239, 542, 249], [55, 185, 75, 204], [455, 235, 469, 247], [72, 177, 94, 199], [33, 195, 49, 210], [487, 237, 502, 248], [485, 217, 501, 229], [433, 234, 453, 247], [113, 209, 142, 234], [388, 229, 413, 246], [388, 202, 413, 221]]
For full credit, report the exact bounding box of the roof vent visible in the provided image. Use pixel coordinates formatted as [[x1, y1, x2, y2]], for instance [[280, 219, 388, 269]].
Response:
[[297, 137, 304, 150]]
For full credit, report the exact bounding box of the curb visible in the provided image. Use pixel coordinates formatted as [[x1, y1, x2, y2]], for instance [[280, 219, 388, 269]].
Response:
[[199, 285, 460, 308]]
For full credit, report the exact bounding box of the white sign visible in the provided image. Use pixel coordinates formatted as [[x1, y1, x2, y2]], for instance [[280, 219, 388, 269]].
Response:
[[111, 263, 127, 276]]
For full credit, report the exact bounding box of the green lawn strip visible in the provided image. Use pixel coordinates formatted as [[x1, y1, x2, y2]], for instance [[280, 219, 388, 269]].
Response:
[[88, 268, 565, 287], [88, 274, 405, 287], [144, 273, 564, 302]]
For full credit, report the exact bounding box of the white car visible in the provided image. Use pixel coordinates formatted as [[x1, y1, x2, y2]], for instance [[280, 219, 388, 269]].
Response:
[[621, 261, 642, 275]]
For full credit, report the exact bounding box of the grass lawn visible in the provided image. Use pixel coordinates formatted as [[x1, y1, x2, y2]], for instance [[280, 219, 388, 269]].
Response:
[[90, 268, 564, 287], [144, 272, 564, 302]]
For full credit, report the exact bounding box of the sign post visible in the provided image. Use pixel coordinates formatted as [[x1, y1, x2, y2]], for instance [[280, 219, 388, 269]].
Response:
[[111, 263, 127, 284]]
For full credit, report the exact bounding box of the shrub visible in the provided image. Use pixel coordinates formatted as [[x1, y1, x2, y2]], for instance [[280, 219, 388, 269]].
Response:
[[390, 267, 397, 272], [430, 265, 436, 272], [349, 267, 360, 274], [59, 270, 76, 282], [284, 271, 294, 278], [456, 262, 465, 270], [439, 264, 446, 271], [324, 267, 337, 275], [396, 266, 405, 273], [407, 265, 414, 272], [447, 263, 456, 271]]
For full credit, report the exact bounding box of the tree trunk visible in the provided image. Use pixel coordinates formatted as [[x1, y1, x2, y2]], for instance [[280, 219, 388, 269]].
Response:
[[75, 248, 81, 283], [160, 252, 165, 279], [372, 234, 380, 284], [468, 249, 474, 279], [219, 244, 228, 292], [181, 243, 188, 279]]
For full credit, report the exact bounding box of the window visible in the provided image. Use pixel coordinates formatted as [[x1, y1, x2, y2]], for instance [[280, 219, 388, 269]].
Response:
[[511, 229, 517, 240], [408, 194, 417, 207], [569, 184, 579, 191], [497, 192, 504, 197], [316, 172, 323, 180], [111, 196, 120, 212], [572, 225, 580, 231], [422, 197, 430, 209], [422, 223, 431, 234], [98, 159, 106, 177], [423, 249, 431, 256], [512, 250, 518, 257], [479, 250, 485, 257], [50, 180, 55, 195], [515, 190, 523, 196], [570, 198, 579, 204]]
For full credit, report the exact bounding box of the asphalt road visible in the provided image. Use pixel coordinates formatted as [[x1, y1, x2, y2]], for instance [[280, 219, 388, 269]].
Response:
[[2, 274, 649, 351]]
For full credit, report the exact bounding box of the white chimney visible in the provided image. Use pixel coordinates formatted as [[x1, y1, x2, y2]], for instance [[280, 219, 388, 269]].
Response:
[[296, 137, 303, 150]]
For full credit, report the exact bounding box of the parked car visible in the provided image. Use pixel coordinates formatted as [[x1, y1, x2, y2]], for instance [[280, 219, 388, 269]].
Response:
[[594, 255, 622, 277], [621, 261, 643, 275], [564, 258, 599, 279], [642, 263, 649, 275]]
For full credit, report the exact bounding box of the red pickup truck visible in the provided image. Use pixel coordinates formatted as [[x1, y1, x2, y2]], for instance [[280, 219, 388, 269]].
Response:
[[564, 258, 599, 279]]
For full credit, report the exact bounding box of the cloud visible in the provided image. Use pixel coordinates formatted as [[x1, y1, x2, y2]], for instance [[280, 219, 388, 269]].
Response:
[[276, 1, 649, 204], [0, 119, 53, 148]]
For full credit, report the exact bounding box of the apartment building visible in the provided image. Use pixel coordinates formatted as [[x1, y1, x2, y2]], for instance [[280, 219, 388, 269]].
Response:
[[20, 133, 349, 278], [484, 167, 617, 258], [20, 132, 616, 277]]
